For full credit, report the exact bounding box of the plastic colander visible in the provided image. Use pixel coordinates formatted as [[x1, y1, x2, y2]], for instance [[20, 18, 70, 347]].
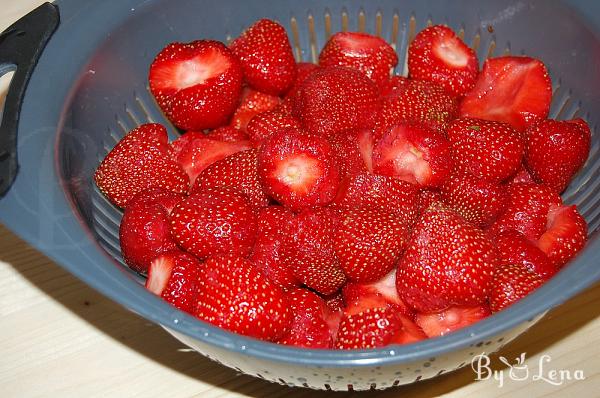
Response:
[[1, 0, 600, 391]]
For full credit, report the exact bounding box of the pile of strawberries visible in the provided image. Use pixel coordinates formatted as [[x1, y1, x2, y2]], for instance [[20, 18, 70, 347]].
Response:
[[94, 19, 590, 349]]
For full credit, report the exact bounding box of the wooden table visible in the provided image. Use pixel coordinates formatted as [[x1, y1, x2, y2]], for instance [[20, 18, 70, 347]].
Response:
[[1, 1, 600, 397]]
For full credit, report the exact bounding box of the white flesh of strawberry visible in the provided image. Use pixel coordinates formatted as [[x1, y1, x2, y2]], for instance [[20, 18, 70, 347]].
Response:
[[145, 255, 174, 295]]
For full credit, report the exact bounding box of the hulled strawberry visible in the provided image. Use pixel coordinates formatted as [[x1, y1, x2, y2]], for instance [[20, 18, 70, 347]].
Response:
[[319, 31, 398, 87], [328, 128, 374, 178], [230, 19, 296, 95], [537, 205, 587, 268], [408, 25, 478, 96], [372, 123, 453, 188], [149, 40, 243, 130], [169, 188, 257, 259], [525, 119, 591, 192], [415, 305, 490, 337], [145, 250, 202, 314], [495, 230, 557, 279], [229, 88, 281, 133], [246, 109, 302, 145], [196, 255, 291, 341], [489, 263, 545, 312], [95, 123, 189, 208], [460, 56, 552, 132], [257, 128, 340, 211], [396, 205, 499, 313]]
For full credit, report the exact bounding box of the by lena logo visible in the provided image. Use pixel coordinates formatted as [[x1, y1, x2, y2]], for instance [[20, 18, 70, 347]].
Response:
[[471, 353, 585, 388]]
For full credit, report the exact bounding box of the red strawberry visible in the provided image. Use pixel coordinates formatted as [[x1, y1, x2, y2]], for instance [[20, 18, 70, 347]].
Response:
[[191, 149, 269, 209], [169, 188, 257, 259], [149, 40, 243, 130], [95, 124, 189, 208], [145, 250, 202, 314], [249, 206, 299, 288], [284, 62, 319, 101], [488, 183, 562, 241], [525, 119, 591, 192], [328, 128, 374, 178], [292, 66, 382, 136], [377, 77, 459, 139], [495, 230, 557, 279], [119, 188, 185, 273], [230, 19, 296, 95], [283, 207, 346, 295], [440, 173, 508, 227], [334, 208, 412, 283], [508, 166, 535, 185], [396, 205, 499, 313], [447, 118, 524, 183], [335, 307, 425, 349], [408, 25, 478, 96], [278, 289, 339, 348], [257, 128, 340, 211], [206, 126, 249, 142], [459, 56, 552, 132], [332, 173, 420, 222], [417, 188, 442, 214], [196, 255, 291, 341], [489, 263, 545, 313], [324, 291, 346, 314], [229, 88, 281, 133], [169, 131, 251, 186], [372, 123, 453, 188], [415, 305, 490, 337], [246, 109, 302, 145], [537, 205, 587, 268], [319, 31, 398, 87]]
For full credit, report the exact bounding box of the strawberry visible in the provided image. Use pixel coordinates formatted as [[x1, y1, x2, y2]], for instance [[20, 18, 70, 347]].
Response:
[[191, 149, 269, 209], [257, 128, 340, 211], [319, 31, 398, 87], [283, 207, 346, 295], [334, 208, 412, 283], [508, 166, 535, 185], [149, 40, 243, 130], [440, 173, 508, 227], [459, 56, 552, 132], [488, 183, 562, 241], [396, 205, 499, 312], [525, 119, 591, 192], [327, 128, 374, 178], [229, 88, 281, 133], [415, 305, 490, 337], [246, 109, 302, 145], [95, 123, 189, 208], [169, 131, 251, 186], [324, 291, 346, 313], [489, 263, 545, 313], [292, 66, 382, 136], [331, 173, 420, 222], [335, 307, 425, 349], [249, 206, 299, 288], [537, 205, 587, 268], [284, 62, 319, 101], [417, 188, 443, 214], [206, 126, 249, 142], [447, 118, 524, 183], [119, 188, 185, 273], [495, 230, 557, 279], [230, 19, 296, 95], [408, 25, 479, 96], [372, 123, 453, 188], [195, 255, 291, 341], [145, 250, 202, 314], [278, 289, 339, 348], [169, 188, 257, 259], [376, 77, 459, 139]]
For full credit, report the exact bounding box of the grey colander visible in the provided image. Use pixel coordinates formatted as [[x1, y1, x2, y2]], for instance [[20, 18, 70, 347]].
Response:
[[0, 0, 599, 391]]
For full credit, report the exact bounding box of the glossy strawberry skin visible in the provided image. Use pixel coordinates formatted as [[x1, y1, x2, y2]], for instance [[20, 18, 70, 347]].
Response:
[[229, 88, 281, 133], [149, 40, 243, 130], [196, 255, 292, 341], [246, 109, 302, 145], [537, 205, 587, 268], [206, 126, 249, 142], [415, 305, 490, 337], [328, 128, 374, 179], [495, 230, 557, 279], [489, 263, 545, 313], [95, 124, 189, 208], [230, 19, 297, 95]]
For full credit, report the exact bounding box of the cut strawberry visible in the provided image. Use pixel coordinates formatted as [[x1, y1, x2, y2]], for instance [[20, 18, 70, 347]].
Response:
[[415, 305, 490, 337], [246, 108, 302, 145], [459, 56, 552, 132], [495, 230, 557, 279], [149, 40, 243, 130], [319, 31, 398, 87], [229, 88, 281, 133], [537, 205, 587, 268], [94, 123, 189, 208], [408, 25, 479, 96], [145, 250, 202, 314], [257, 128, 340, 211], [372, 123, 453, 188], [489, 263, 545, 313], [328, 128, 374, 178]]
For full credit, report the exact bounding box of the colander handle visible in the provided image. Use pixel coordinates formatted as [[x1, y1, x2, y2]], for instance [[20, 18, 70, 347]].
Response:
[[0, 3, 59, 197]]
